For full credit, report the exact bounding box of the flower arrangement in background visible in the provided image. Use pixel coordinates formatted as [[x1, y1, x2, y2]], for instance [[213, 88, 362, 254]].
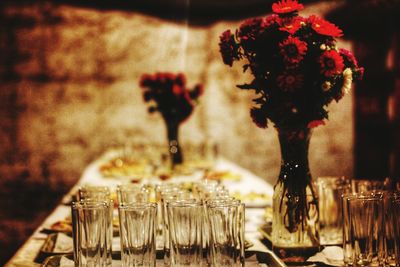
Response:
[[140, 72, 203, 124], [219, 0, 364, 130], [139, 72, 203, 167]]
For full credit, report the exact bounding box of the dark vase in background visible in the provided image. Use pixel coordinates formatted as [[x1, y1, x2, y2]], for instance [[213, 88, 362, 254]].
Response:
[[272, 128, 320, 261], [166, 121, 183, 169]]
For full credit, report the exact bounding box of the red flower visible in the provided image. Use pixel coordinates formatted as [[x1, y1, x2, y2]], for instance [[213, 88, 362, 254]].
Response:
[[319, 50, 344, 77], [219, 30, 239, 67], [307, 120, 325, 128], [277, 72, 304, 91], [175, 73, 186, 86], [263, 14, 279, 28], [238, 18, 265, 51], [250, 108, 267, 128], [339, 48, 358, 67], [272, 0, 304, 14], [279, 36, 307, 64], [277, 16, 304, 34], [308, 15, 343, 37]]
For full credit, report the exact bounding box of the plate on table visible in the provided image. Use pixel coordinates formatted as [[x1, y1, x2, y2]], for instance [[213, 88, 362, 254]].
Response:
[[36, 233, 73, 263], [41, 253, 122, 267]]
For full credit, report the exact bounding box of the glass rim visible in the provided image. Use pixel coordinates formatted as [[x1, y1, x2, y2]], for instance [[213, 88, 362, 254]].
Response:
[[206, 197, 239, 206], [207, 200, 243, 208], [166, 199, 202, 207], [72, 200, 109, 209], [342, 191, 385, 199], [345, 194, 384, 202], [79, 185, 111, 192], [119, 202, 157, 210]]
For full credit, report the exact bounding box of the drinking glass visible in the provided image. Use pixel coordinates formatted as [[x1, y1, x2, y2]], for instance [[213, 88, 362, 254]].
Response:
[[162, 194, 195, 266], [207, 199, 245, 267], [78, 185, 111, 201], [118, 202, 157, 267], [345, 194, 384, 267], [350, 179, 385, 194], [392, 196, 400, 267], [316, 176, 351, 245], [71, 201, 110, 267], [77, 187, 114, 266], [167, 200, 204, 267], [117, 184, 150, 204]]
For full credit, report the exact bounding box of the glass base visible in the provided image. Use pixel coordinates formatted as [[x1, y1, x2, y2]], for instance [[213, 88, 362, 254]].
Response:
[[272, 245, 320, 263]]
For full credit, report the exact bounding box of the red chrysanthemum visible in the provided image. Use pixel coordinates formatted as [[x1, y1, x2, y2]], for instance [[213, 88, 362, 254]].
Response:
[[308, 15, 343, 37], [276, 72, 304, 91], [277, 16, 305, 34], [219, 30, 239, 67], [238, 18, 266, 51], [250, 108, 267, 128], [307, 120, 325, 128], [263, 14, 279, 28], [339, 48, 358, 68], [272, 0, 304, 14], [279, 36, 307, 65], [319, 50, 345, 77]]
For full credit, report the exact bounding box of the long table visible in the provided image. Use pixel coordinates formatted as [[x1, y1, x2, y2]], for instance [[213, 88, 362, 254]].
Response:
[[5, 155, 275, 267]]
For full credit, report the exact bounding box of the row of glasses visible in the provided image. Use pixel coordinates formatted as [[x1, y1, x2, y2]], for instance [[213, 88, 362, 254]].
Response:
[[72, 181, 245, 267], [341, 182, 400, 267]]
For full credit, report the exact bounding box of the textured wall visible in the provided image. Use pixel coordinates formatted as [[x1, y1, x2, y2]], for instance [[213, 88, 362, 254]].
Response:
[[0, 3, 353, 262], [0, 1, 353, 191]]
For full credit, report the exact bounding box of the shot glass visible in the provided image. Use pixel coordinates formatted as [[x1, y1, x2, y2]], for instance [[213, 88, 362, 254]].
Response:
[[344, 194, 385, 267], [77, 187, 114, 267], [316, 176, 351, 245], [117, 184, 150, 204], [207, 200, 245, 267], [350, 179, 385, 194], [118, 202, 157, 267], [78, 185, 111, 201], [167, 199, 204, 267], [71, 201, 110, 267], [392, 196, 400, 267], [162, 195, 195, 266]]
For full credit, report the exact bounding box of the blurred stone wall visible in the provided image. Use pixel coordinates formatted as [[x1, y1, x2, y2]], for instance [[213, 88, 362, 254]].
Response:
[[0, 1, 352, 263], [0, 1, 352, 189]]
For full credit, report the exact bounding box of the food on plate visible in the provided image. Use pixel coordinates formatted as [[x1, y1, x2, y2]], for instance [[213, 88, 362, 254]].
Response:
[[203, 171, 241, 182], [231, 191, 271, 206], [99, 157, 150, 178], [50, 221, 73, 233]]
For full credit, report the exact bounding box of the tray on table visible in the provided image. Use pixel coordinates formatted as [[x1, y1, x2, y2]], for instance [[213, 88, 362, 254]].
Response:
[[41, 250, 286, 267]]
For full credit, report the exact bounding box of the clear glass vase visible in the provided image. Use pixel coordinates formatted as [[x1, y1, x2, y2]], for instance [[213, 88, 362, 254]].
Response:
[[272, 128, 320, 261]]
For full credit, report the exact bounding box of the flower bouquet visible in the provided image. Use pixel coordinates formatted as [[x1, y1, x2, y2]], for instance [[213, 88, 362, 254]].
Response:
[[219, 0, 363, 258], [139, 72, 203, 168]]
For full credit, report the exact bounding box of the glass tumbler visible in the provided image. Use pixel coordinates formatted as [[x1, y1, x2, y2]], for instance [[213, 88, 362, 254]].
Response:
[[78, 185, 111, 201], [71, 201, 110, 267], [167, 200, 204, 267], [392, 196, 400, 267], [316, 176, 351, 245], [117, 184, 150, 204], [345, 194, 385, 267], [118, 202, 157, 267], [207, 200, 245, 267]]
